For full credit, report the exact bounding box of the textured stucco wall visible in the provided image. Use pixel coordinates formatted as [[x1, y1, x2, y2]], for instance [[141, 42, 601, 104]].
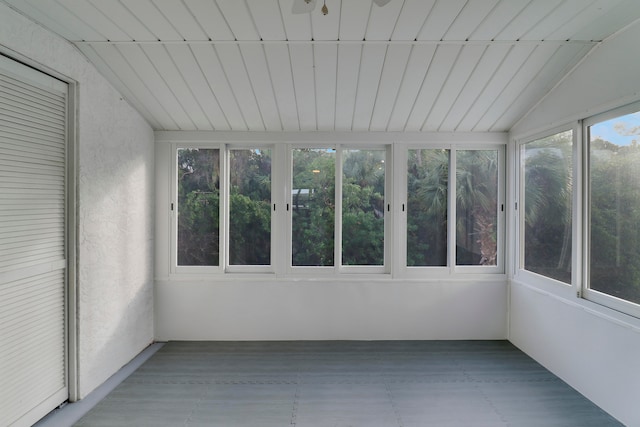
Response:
[[0, 4, 155, 398]]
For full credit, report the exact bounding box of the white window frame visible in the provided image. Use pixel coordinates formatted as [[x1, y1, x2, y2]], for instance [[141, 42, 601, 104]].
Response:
[[172, 143, 224, 276], [583, 102, 640, 319], [397, 143, 505, 279], [165, 138, 506, 280], [224, 144, 276, 274], [514, 124, 580, 300], [286, 143, 392, 276]]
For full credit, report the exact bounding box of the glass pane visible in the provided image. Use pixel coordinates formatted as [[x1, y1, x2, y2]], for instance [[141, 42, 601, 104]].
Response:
[[342, 149, 386, 266], [407, 149, 448, 266], [590, 110, 640, 304], [292, 148, 335, 266], [177, 148, 220, 266], [522, 131, 572, 283], [456, 150, 498, 266], [229, 149, 271, 266]]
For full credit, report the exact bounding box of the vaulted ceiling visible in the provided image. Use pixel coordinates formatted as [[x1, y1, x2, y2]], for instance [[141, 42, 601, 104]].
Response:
[[4, 0, 640, 132]]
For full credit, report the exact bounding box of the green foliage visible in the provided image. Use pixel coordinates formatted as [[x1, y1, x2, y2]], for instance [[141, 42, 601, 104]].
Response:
[[523, 132, 572, 282], [407, 149, 448, 266]]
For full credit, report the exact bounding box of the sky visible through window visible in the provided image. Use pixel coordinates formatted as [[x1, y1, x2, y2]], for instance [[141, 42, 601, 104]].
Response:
[[591, 111, 640, 145]]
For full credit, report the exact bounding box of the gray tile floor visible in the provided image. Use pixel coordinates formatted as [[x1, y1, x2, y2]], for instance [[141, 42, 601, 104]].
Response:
[[74, 341, 621, 426]]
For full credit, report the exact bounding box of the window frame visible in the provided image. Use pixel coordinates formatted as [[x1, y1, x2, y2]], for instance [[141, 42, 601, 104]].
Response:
[[583, 101, 640, 319], [224, 144, 276, 273], [397, 143, 506, 279], [172, 142, 225, 276], [514, 125, 578, 296], [285, 143, 392, 276], [166, 139, 506, 280]]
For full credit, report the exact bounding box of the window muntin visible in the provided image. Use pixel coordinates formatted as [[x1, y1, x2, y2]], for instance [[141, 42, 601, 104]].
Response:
[[342, 149, 386, 266], [520, 131, 573, 283], [406, 149, 449, 267], [228, 148, 272, 266], [588, 110, 640, 305], [456, 150, 499, 266], [176, 148, 220, 266], [291, 148, 336, 267]]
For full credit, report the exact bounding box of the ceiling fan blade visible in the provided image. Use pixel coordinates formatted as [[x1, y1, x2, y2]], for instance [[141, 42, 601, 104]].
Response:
[[292, 0, 317, 14], [373, 0, 392, 6]]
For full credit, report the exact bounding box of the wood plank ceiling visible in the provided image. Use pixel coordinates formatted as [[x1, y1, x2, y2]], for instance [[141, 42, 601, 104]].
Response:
[[4, 0, 640, 132]]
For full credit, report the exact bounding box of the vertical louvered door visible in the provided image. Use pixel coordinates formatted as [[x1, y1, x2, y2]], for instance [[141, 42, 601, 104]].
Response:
[[0, 55, 68, 427]]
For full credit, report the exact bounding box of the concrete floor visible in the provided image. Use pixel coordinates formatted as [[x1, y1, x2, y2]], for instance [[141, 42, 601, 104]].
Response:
[[58, 341, 620, 426]]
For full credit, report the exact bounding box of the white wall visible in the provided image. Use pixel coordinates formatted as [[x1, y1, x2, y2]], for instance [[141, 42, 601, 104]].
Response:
[[156, 279, 508, 341], [0, 4, 155, 399], [509, 20, 640, 427]]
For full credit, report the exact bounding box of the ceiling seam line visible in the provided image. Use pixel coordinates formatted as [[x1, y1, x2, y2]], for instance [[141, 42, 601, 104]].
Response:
[[384, 44, 413, 133], [71, 39, 596, 46]]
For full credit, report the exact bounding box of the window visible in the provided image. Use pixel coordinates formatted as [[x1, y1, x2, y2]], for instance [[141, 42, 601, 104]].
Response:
[[406, 149, 448, 267], [177, 147, 220, 266], [342, 149, 386, 266], [456, 150, 499, 266], [228, 148, 272, 266], [169, 142, 504, 277], [520, 130, 573, 283], [291, 148, 335, 267], [588, 108, 640, 306]]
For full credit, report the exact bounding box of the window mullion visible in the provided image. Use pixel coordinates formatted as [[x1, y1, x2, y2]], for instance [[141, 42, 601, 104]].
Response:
[[448, 148, 456, 274], [335, 145, 343, 274]]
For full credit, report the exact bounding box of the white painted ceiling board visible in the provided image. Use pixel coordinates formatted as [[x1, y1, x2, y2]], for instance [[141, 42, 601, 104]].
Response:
[[118, 44, 195, 130], [82, 43, 172, 129], [164, 44, 231, 131], [386, 44, 436, 131], [119, 0, 182, 41], [417, 0, 467, 41], [311, 0, 341, 41], [190, 44, 248, 130], [183, 0, 235, 40], [240, 44, 283, 131], [439, 43, 511, 132], [473, 43, 560, 131], [423, 44, 486, 131], [352, 44, 387, 131], [443, 0, 500, 41], [215, 44, 265, 131], [369, 44, 412, 131], [152, 0, 208, 41], [364, 0, 405, 41], [468, 0, 529, 41], [263, 44, 300, 131], [2, 0, 83, 40], [338, 0, 371, 40], [570, 0, 640, 41], [215, 0, 260, 40], [246, 0, 287, 41], [334, 44, 362, 131], [495, 0, 563, 41], [56, 0, 130, 41], [278, 0, 312, 40], [546, 0, 623, 41], [491, 42, 593, 131], [456, 44, 536, 131], [289, 43, 317, 130], [391, 0, 436, 41], [144, 44, 213, 130], [405, 44, 461, 131], [314, 43, 338, 131], [87, 0, 157, 41], [6, 0, 640, 133]]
